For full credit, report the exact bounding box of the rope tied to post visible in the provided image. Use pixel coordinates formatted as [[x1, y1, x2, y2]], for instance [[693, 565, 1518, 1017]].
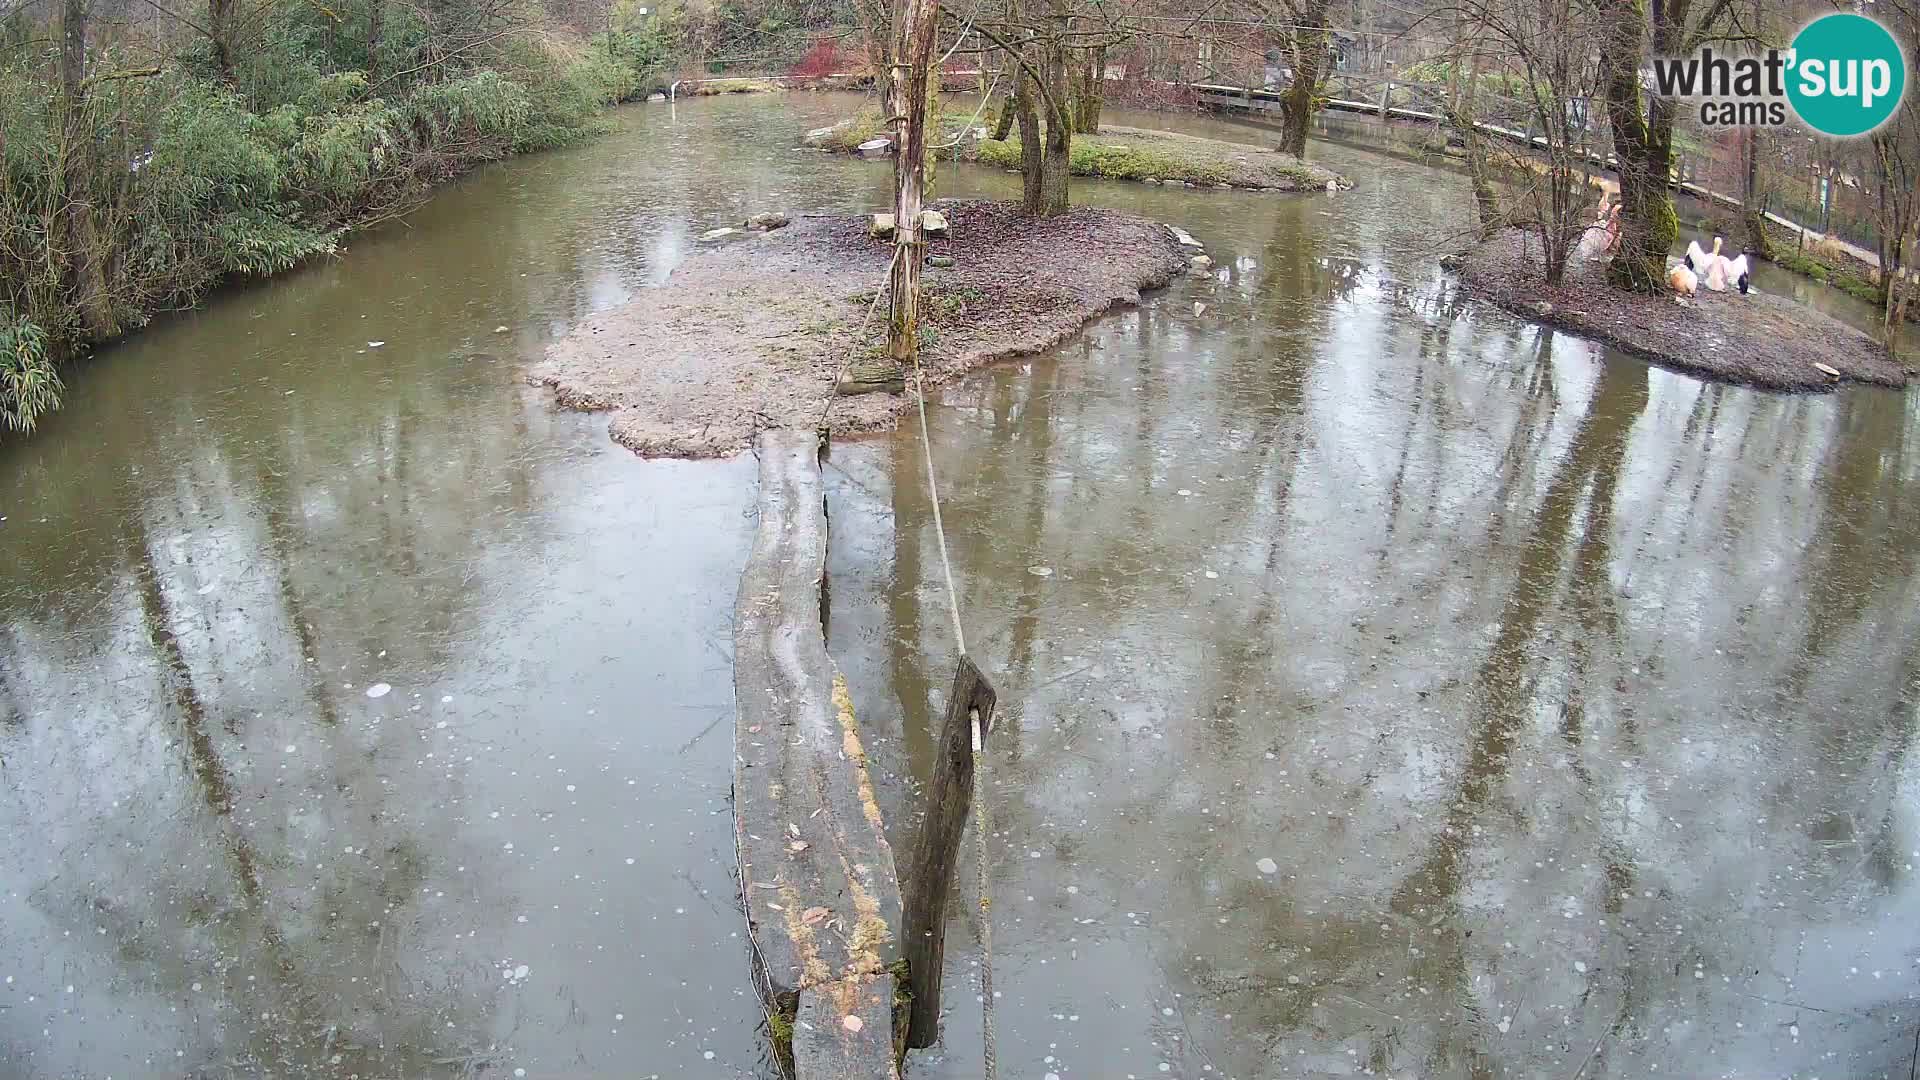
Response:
[[908, 358, 998, 1080]]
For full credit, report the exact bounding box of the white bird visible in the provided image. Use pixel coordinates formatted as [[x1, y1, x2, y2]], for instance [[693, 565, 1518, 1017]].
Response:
[[1722, 253, 1752, 294], [1669, 262, 1698, 296], [1702, 237, 1731, 291], [1684, 238, 1712, 272]]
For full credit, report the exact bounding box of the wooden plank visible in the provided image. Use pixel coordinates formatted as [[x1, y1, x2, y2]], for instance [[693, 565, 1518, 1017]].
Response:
[[900, 654, 998, 1048], [734, 429, 903, 1065], [794, 975, 901, 1080]]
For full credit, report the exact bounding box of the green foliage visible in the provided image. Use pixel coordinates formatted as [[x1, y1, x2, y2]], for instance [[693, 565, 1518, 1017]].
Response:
[[1774, 248, 1880, 302], [1068, 141, 1231, 185], [407, 70, 536, 144], [0, 0, 676, 434], [0, 316, 61, 434], [208, 209, 338, 275], [147, 81, 287, 210], [287, 98, 403, 206]]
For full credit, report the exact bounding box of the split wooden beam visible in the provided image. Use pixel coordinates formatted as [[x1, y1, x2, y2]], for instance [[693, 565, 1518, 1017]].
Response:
[[734, 429, 904, 1079], [900, 654, 997, 1048]]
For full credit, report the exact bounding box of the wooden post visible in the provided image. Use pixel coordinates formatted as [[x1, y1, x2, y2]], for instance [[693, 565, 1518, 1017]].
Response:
[[886, 0, 940, 369], [901, 654, 997, 1049]]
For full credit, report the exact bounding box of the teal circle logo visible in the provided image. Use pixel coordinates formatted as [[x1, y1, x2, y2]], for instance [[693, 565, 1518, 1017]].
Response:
[[1787, 13, 1906, 137]]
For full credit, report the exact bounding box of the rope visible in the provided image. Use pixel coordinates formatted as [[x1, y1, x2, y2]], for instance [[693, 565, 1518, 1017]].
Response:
[[912, 364, 967, 656], [930, 68, 1003, 152], [816, 247, 902, 433], [972, 708, 996, 1080], [910, 360, 995, 1080]]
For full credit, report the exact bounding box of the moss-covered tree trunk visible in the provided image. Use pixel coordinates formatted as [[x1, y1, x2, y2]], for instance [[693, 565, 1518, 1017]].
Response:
[[1012, 24, 1069, 218], [1448, 33, 1502, 240], [1279, 0, 1331, 158], [1871, 129, 1918, 331], [1069, 45, 1104, 134], [1598, 0, 1675, 293], [1741, 127, 1775, 258], [1012, 55, 1045, 214], [1040, 31, 1072, 215], [990, 71, 1015, 140]]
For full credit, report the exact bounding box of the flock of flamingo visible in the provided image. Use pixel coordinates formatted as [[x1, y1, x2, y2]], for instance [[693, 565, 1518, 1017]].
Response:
[[1577, 191, 1752, 298]]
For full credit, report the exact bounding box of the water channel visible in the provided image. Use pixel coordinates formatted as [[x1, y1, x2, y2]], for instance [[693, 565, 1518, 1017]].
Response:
[[2, 91, 1915, 1079]]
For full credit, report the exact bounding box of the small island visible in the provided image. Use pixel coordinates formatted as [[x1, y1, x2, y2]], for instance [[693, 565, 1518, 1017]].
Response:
[[1452, 229, 1911, 392], [809, 112, 1347, 192], [531, 199, 1196, 457]]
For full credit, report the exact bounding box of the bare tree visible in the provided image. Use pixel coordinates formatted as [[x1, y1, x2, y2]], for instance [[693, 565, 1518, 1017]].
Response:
[[1591, 0, 1743, 292], [1273, 0, 1333, 157], [1448, 0, 1604, 284], [885, 0, 940, 363], [1442, 7, 1504, 237], [975, 0, 1077, 215], [1871, 0, 1920, 329]]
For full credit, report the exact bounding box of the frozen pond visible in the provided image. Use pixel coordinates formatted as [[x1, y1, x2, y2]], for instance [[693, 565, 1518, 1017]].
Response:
[[2, 89, 1916, 1079]]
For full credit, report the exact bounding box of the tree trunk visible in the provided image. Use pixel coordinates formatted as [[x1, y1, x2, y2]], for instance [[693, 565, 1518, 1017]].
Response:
[[60, 0, 84, 96], [884, 0, 940, 367], [1280, 0, 1331, 158], [367, 0, 384, 83], [1013, 55, 1045, 213], [57, 0, 114, 337], [1449, 35, 1501, 239], [208, 0, 235, 82], [988, 45, 1014, 140], [1070, 45, 1104, 134], [1740, 0, 1771, 258], [991, 85, 1015, 140], [1599, 0, 1673, 293], [1872, 131, 1908, 331], [1742, 126, 1775, 258], [1034, 35, 1070, 216]]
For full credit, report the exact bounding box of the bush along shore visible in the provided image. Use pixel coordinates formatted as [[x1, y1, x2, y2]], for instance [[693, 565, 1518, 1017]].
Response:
[[0, 6, 676, 433], [808, 109, 1347, 192]]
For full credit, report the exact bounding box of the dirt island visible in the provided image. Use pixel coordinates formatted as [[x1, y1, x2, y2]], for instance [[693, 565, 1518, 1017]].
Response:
[[531, 199, 1194, 457], [1452, 229, 1912, 391]]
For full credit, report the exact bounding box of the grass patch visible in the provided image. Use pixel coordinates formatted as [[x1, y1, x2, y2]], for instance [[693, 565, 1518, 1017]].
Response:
[[1773, 249, 1882, 303], [974, 127, 1341, 190], [817, 105, 889, 152], [978, 136, 1225, 185], [686, 78, 782, 96], [766, 1002, 797, 1076]]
